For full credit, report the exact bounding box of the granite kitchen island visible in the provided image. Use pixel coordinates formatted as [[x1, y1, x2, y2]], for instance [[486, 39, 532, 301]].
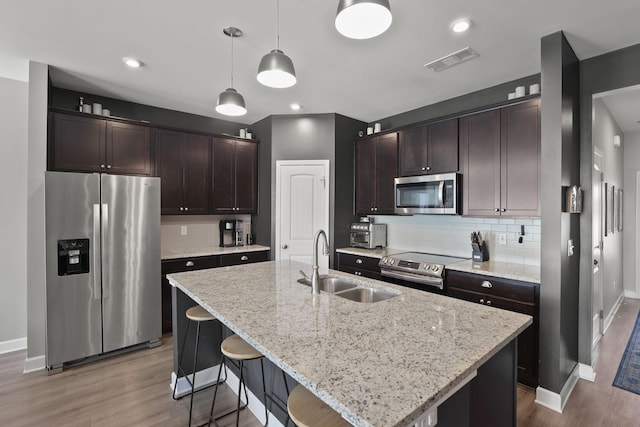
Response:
[[168, 260, 531, 427]]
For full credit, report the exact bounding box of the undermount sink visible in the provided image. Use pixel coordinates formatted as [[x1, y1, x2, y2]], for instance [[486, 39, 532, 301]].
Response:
[[297, 275, 358, 293], [335, 287, 399, 303], [297, 274, 399, 303]]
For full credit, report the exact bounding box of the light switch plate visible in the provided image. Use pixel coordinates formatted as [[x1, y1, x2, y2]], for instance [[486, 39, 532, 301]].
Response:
[[181, 226, 187, 236], [568, 239, 574, 256], [498, 233, 507, 245]]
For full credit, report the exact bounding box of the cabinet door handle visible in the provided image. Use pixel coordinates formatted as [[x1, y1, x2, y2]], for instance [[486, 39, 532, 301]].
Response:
[[421, 167, 427, 171], [184, 207, 189, 212], [494, 208, 499, 212], [374, 207, 378, 211], [101, 164, 106, 169], [370, 207, 374, 211], [486, 300, 492, 306], [481, 280, 493, 288], [179, 207, 184, 211], [426, 166, 431, 171], [185, 261, 194, 267], [480, 299, 485, 304], [107, 165, 112, 169], [355, 271, 362, 276], [355, 259, 363, 264], [501, 208, 506, 212], [240, 255, 249, 261]]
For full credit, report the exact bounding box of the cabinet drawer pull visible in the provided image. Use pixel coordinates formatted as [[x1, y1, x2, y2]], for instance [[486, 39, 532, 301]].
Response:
[[184, 207, 189, 212], [481, 280, 493, 289], [185, 261, 195, 267], [179, 207, 184, 211], [480, 299, 484, 304], [355, 259, 363, 264], [101, 164, 106, 169], [107, 164, 112, 169], [355, 271, 362, 276], [240, 255, 249, 261], [486, 300, 492, 306], [421, 167, 426, 171]]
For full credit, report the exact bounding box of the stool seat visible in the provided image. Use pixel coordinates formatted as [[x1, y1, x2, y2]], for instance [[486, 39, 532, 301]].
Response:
[[185, 305, 215, 322], [221, 334, 262, 360], [288, 385, 350, 427]]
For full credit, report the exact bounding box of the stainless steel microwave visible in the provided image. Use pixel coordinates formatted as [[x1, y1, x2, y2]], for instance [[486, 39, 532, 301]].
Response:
[[394, 173, 460, 215]]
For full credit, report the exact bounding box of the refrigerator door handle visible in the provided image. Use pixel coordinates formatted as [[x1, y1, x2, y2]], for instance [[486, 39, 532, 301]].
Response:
[[93, 204, 102, 300], [101, 203, 109, 299]]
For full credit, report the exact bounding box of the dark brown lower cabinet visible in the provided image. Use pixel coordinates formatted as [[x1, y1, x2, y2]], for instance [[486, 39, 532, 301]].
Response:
[[336, 253, 382, 280], [446, 270, 539, 388], [161, 250, 269, 333]]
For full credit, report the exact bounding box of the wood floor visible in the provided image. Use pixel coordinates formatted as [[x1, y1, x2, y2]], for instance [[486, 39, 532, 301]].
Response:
[[0, 298, 638, 426]]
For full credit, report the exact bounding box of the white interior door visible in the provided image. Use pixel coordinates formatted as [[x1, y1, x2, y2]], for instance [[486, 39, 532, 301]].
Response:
[[276, 160, 330, 269], [592, 148, 604, 347]]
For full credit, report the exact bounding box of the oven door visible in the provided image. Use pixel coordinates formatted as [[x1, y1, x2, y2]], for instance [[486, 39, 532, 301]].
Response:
[[394, 173, 459, 215], [350, 231, 371, 248], [380, 268, 445, 293]]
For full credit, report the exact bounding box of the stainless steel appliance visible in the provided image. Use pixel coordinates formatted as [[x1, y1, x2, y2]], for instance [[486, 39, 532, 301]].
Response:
[[394, 173, 460, 215], [350, 222, 387, 249], [219, 219, 243, 247], [45, 172, 161, 372], [379, 252, 468, 292]]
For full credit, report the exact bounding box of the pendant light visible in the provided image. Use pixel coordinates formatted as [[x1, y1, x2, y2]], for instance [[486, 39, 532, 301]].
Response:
[[257, 0, 297, 88], [335, 0, 392, 40], [216, 27, 247, 117]]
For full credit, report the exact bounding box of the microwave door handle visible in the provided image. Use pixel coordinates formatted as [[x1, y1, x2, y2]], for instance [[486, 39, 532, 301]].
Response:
[[438, 181, 445, 207]]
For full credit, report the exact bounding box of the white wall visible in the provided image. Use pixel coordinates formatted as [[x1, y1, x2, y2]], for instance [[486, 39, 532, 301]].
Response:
[[372, 215, 541, 266], [592, 98, 625, 314], [0, 75, 29, 353], [623, 130, 640, 297]]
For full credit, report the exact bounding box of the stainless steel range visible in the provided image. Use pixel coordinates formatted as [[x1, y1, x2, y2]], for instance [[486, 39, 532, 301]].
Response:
[[379, 252, 468, 292]]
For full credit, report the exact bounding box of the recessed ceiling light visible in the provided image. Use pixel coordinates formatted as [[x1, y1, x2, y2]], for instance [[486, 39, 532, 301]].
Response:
[[123, 57, 143, 68], [290, 103, 302, 111], [450, 18, 472, 33]]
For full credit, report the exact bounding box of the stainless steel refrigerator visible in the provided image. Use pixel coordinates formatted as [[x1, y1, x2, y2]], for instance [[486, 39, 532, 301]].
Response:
[[45, 171, 161, 371]]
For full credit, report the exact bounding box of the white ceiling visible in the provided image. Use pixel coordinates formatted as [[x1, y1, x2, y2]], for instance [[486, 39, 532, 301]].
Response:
[[1, 0, 640, 124], [599, 85, 640, 133]]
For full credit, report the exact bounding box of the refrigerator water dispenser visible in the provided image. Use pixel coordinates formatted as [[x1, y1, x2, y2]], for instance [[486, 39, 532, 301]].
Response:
[[57, 239, 90, 276]]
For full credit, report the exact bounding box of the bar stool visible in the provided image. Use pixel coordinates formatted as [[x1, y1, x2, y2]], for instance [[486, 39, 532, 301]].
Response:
[[287, 385, 350, 427], [208, 334, 267, 427], [172, 305, 226, 427]]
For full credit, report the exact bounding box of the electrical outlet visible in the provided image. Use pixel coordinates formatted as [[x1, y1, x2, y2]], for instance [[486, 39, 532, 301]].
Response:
[[498, 233, 507, 245], [181, 226, 187, 236], [568, 239, 574, 256]]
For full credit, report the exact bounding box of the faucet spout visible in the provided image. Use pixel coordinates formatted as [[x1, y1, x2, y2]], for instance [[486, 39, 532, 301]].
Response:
[[311, 229, 330, 295]]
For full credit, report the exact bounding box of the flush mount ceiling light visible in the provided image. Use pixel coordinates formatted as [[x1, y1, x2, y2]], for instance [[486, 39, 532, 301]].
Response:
[[123, 57, 143, 68], [335, 0, 392, 40], [216, 27, 247, 117], [257, 0, 297, 88], [450, 17, 472, 33]]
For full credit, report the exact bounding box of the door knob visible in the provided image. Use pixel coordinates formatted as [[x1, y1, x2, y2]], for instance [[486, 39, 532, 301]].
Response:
[[593, 259, 598, 265], [281, 244, 288, 249]]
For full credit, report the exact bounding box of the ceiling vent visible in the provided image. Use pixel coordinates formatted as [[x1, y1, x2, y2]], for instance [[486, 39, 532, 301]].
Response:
[[424, 47, 479, 72]]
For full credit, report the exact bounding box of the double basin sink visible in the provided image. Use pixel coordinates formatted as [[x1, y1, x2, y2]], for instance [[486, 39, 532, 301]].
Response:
[[297, 274, 399, 303]]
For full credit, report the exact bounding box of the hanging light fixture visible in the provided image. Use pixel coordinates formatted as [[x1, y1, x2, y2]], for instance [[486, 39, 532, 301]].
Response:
[[216, 27, 247, 117], [335, 0, 392, 40], [257, 0, 297, 88]]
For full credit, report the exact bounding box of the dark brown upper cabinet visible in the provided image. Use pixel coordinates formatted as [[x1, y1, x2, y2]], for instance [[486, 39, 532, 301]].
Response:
[[212, 137, 258, 214], [355, 132, 398, 215], [155, 129, 212, 215], [49, 112, 152, 176], [460, 99, 541, 217], [398, 118, 458, 177]]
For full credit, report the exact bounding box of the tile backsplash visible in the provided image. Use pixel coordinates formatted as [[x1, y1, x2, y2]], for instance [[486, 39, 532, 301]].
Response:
[[161, 214, 251, 251], [371, 215, 541, 266]]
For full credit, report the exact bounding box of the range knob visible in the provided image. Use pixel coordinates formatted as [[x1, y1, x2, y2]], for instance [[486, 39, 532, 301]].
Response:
[[382, 257, 388, 264], [390, 260, 395, 265], [433, 265, 440, 272]]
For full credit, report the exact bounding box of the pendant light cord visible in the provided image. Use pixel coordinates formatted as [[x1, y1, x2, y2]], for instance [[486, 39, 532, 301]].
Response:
[[230, 30, 235, 88], [276, 0, 280, 49]]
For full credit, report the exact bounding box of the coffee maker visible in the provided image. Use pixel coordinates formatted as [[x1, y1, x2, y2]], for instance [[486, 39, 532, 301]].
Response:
[[219, 220, 243, 247]]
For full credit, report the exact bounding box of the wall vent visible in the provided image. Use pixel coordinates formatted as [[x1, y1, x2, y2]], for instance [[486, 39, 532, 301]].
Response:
[[424, 47, 479, 72]]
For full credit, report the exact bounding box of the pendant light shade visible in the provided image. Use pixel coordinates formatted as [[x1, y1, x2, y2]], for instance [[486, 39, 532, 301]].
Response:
[[257, 0, 296, 88], [335, 0, 392, 39], [216, 88, 246, 116], [257, 49, 296, 88], [216, 27, 247, 117]]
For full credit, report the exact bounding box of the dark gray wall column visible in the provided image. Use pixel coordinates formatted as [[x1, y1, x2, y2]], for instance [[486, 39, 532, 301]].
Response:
[[539, 31, 580, 393], [251, 116, 273, 251]]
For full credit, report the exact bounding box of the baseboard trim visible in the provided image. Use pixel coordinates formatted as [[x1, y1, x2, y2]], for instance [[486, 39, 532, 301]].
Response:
[[604, 294, 625, 334], [578, 363, 596, 382], [0, 337, 27, 355], [623, 290, 637, 299], [535, 364, 580, 413], [223, 367, 285, 427], [170, 364, 223, 398], [23, 355, 45, 373]]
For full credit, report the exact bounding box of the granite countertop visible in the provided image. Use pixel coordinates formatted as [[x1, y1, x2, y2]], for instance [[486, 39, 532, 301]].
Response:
[[167, 260, 531, 427], [446, 260, 540, 283], [335, 247, 406, 259], [161, 244, 270, 260]]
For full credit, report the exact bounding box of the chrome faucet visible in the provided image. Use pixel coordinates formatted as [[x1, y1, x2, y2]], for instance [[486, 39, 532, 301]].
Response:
[[311, 229, 330, 295]]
